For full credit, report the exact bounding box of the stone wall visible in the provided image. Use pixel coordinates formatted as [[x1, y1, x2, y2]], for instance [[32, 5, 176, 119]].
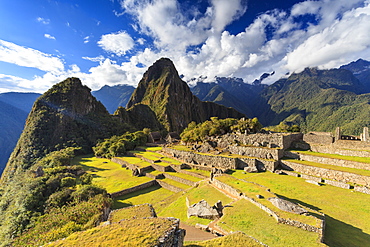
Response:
[[324, 179, 351, 189], [281, 160, 370, 186], [157, 218, 185, 247], [111, 157, 153, 174], [156, 180, 183, 193], [110, 180, 158, 198], [285, 151, 370, 171], [310, 144, 370, 158], [151, 163, 173, 172], [354, 186, 370, 194], [303, 132, 334, 144], [228, 145, 284, 160], [170, 166, 207, 179], [211, 177, 325, 241], [212, 132, 300, 149], [163, 173, 197, 187]]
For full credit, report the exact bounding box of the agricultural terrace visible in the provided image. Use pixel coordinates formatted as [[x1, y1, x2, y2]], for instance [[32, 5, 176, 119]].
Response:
[[72, 155, 152, 193], [228, 169, 370, 247]]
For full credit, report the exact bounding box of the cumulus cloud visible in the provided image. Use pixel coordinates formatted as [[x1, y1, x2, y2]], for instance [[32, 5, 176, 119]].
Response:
[[0, 40, 64, 73], [82, 55, 105, 62], [98, 31, 135, 56], [44, 34, 56, 40]]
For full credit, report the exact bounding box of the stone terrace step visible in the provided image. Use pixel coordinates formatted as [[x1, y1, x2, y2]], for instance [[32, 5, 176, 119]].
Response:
[[156, 178, 191, 193], [281, 159, 370, 187], [285, 150, 370, 171]]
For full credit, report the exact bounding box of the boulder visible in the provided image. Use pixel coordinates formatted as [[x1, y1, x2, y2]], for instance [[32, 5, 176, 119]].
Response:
[[244, 166, 258, 173], [268, 197, 308, 215], [187, 199, 221, 220]]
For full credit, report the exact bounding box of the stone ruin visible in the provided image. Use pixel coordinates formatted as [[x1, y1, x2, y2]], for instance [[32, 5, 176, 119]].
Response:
[[268, 197, 308, 215], [186, 198, 223, 220]]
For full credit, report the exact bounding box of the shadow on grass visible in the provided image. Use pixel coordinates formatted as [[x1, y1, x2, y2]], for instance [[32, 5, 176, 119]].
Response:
[[324, 215, 370, 247], [275, 193, 322, 211], [112, 185, 163, 209]]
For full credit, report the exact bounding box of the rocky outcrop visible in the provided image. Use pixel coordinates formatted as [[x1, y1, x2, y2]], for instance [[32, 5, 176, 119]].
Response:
[[268, 198, 308, 215], [187, 199, 223, 220], [127, 58, 244, 133]]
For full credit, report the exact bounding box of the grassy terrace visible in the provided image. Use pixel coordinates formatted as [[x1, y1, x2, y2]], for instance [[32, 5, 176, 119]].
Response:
[[137, 146, 163, 152], [115, 156, 152, 168], [45, 218, 175, 247], [184, 168, 210, 177], [109, 204, 155, 222], [165, 171, 203, 182], [290, 149, 370, 164], [216, 175, 320, 227], [156, 181, 233, 227], [157, 177, 192, 190], [129, 150, 163, 160], [219, 199, 323, 247], [228, 169, 370, 247], [185, 232, 265, 247], [283, 158, 370, 177], [72, 155, 152, 193], [161, 157, 183, 165], [113, 185, 174, 209]]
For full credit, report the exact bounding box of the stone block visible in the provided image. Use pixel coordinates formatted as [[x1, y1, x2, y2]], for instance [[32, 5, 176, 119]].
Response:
[[324, 179, 351, 189], [306, 180, 321, 186], [354, 186, 370, 194], [301, 174, 322, 182]]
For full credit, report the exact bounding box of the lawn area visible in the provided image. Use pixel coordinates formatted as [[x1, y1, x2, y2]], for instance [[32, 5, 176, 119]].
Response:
[[283, 158, 370, 177], [219, 199, 323, 247], [137, 146, 163, 152], [158, 177, 192, 190], [45, 218, 175, 247], [185, 232, 265, 247], [156, 181, 233, 227], [72, 155, 152, 193], [109, 204, 155, 222], [130, 150, 163, 160], [166, 171, 203, 182], [216, 175, 320, 227], [183, 168, 210, 177], [112, 185, 174, 209], [115, 156, 152, 168], [161, 157, 183, 165], [291, 150, 370, 164], [229, 169, 370, 247]]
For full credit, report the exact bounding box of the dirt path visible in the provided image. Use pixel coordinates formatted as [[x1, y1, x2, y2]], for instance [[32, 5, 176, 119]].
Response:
[[180, 222, 217, 242]]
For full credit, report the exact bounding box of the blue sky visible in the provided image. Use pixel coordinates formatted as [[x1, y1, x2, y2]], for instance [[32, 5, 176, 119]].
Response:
[[0, 0, 369, 93]]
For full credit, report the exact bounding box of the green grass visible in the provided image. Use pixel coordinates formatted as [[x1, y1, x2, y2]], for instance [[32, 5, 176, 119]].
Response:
[[158, 178, 192, 190], [219, 199, 323, 247], [216, 175, 320, 227], [115, 156, 152, 168], [283, 158, 370, 177], [184, 232, 265, 247], [291, 150, 370, 164], [137, 146, 163, 152], [45, 218, 175, 247], [109, 204, 155, 222], [112, 185, 174, 209], [183, 168, 210, 177], [161, 157, 183, 164], [156, 181, 233, 227], [228, 170, 370, 247], [165, 171, 203, 182], [130, 150, 163, 160], [72, 155, 152, 193]]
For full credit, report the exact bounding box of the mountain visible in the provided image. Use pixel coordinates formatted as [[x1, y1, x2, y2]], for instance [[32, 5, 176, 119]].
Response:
[[340, 58, 370, 92], [127, 58, 245, 133], [92, 84, 135, 114], [255, 67, 370, 135], [191, 76, 267, 117], [1, 78, 126, 183], [0, 92, 41, 174]]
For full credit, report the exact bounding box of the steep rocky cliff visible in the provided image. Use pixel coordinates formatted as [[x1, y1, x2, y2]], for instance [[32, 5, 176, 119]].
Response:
[[1, 78, 124, 182], [127, 58, 244, 133]]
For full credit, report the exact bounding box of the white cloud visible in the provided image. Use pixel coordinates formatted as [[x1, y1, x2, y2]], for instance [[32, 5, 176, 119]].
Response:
[[84, 36, 90, 43], [82, 55, 105, 62], [37, 17, 50, 25], [44, 34, 56, 40], [98, 31, 135, 56], [0, 40, 64, 73]]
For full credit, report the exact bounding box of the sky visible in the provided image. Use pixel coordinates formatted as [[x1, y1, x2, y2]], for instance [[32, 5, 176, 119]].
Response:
[[0, 0, 369, 93]]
